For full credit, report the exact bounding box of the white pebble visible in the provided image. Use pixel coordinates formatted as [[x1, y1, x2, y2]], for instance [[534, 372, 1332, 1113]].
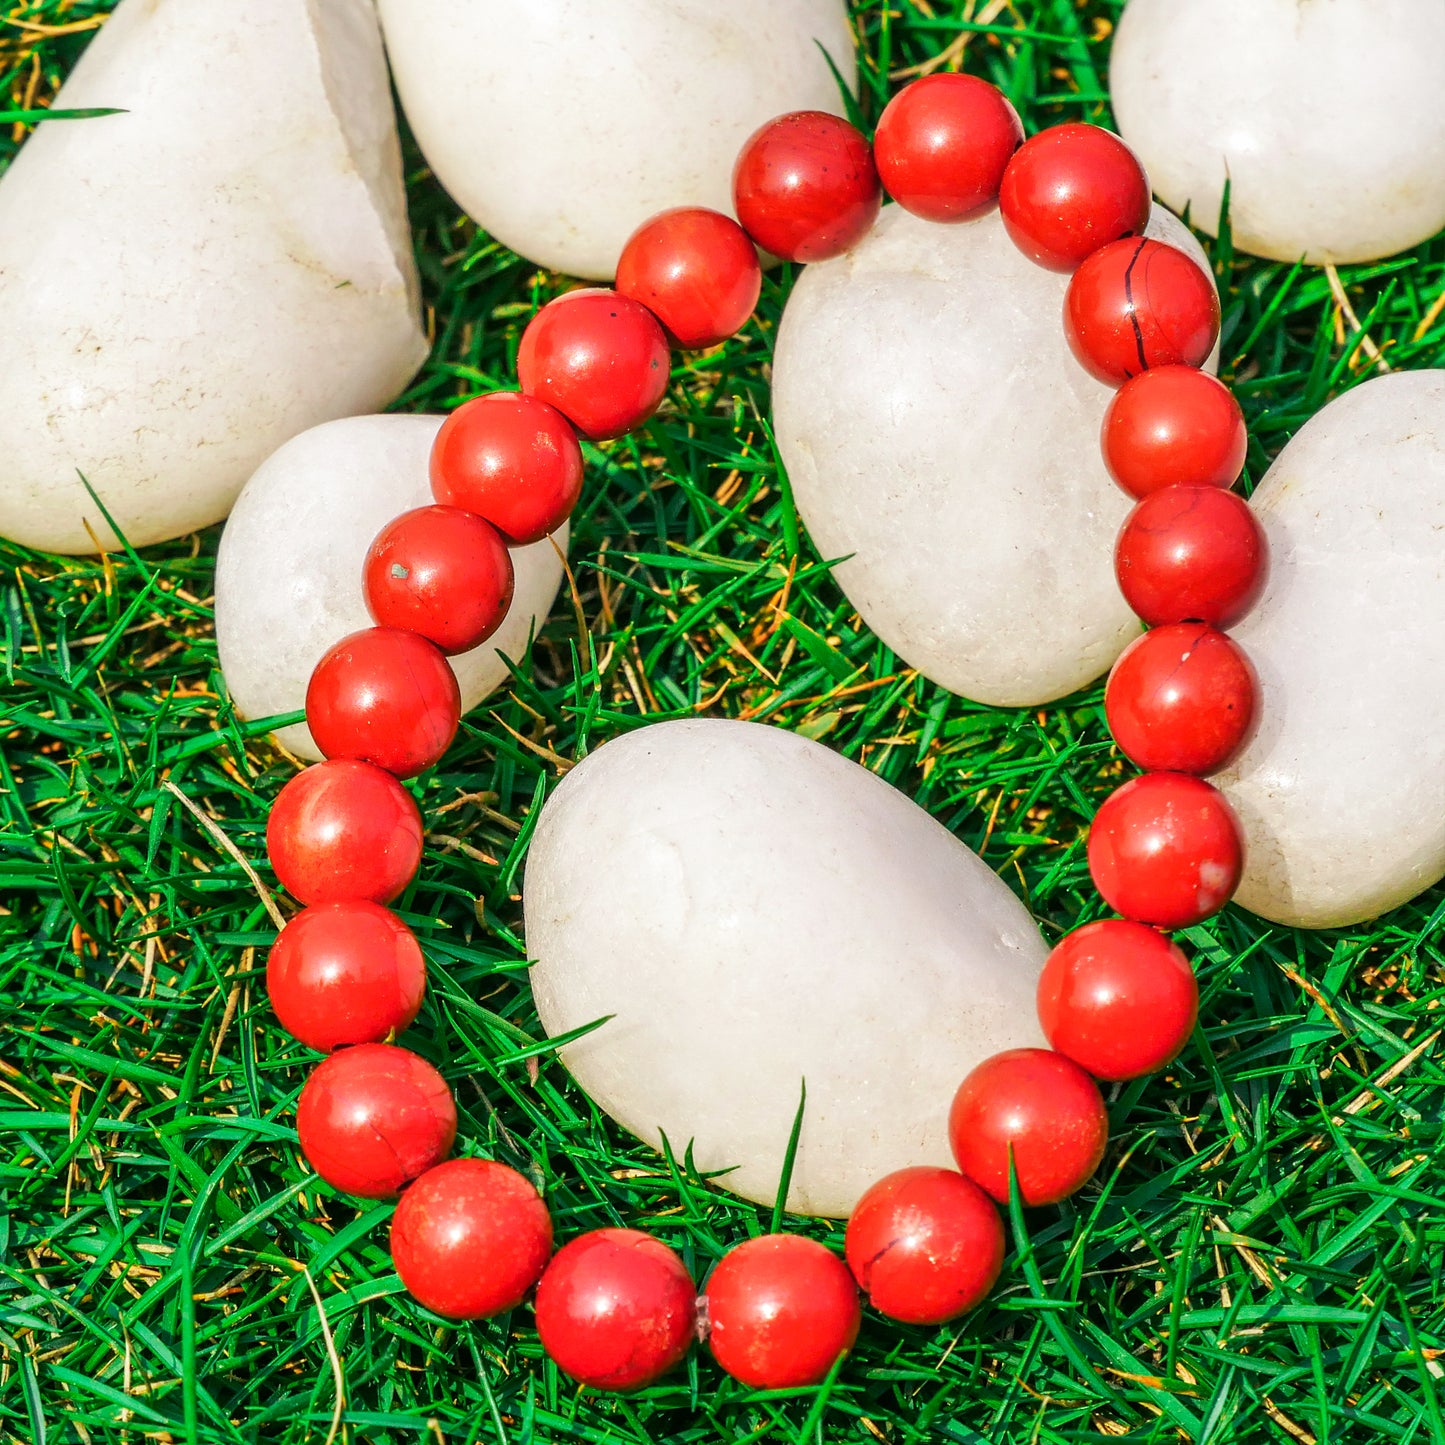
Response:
[[0, 0, 426, 555], [524, 719, 1048, 1218], [377, 0, 856, 279], [215, 415, 566, 760], [773, 202, 1217, 707], [1111, 0, 1445, 264]]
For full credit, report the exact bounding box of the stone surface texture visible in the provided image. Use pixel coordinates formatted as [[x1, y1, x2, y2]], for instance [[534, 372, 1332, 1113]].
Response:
[[1217, 371, 1445, 929], [773, 202, 1217, 707], [524, 719, 1049, 1218], [0, 0, 427, 555], [215, 415, 566, 760], [1111, 0, 1445, 264], [377, 0, 856, 280]]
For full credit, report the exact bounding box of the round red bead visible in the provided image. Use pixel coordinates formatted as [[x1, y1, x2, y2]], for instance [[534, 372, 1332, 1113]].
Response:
[[1065, 238, 1220, 386], [704, 1234, 860, 1388], [873, 74, 1023, 223], [1102, 366, 1247, 498], [1088, 772, 1244, 928], [998, 123, 1150, 272], [732, 110, 881, 263], [948, 1048, 1108, 1207], [1116, 485, 1267, 628], [1106, 622, 1257, 775], [517, 289, 670, 441], [391, 1158, 553, 1320], [535, 1229, 696, 1392], [616, 206, 762, 350], [363, 505, 514, 656], [267, 900, 425, 1052], [306, 627, 461, 779], [429, 391, 584, 546], [296, 1043, 456, 1198], [845, 1167, 1004, 1325], [1038, 920, 1199, 1081], [267, 759, 423, 906]]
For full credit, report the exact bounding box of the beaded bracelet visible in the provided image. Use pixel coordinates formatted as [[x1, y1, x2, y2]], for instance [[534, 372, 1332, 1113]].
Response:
[[256, 71, 1264, 1392]]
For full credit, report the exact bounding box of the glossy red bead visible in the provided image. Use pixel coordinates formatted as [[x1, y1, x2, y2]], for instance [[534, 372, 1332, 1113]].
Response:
[[732, 110, 881, 263], [873, 74, 1023, 222], [306, 627, 461, 779], [704, 1234, 860, 1388], [998, 123, 1150, 272], [616, 207, 762, 349], [845, 1167, 1004, 1325], [1088, 772, 1244, 928], [1116, 485, 1267, 627], [1065, 238, 1219, 385], [1106, 622, 1257, 775], [535, 1229, 697, 1392], [363, 505, 514, 656], [267, 759, 424, 906], [1103, 366, 1247, 498], [948, 1048, 1108, 1207], [517, 289, 670, 441], [267, 900, 426, 1052], [296, 1043, 456, 1198], [429, 391, 584, 545], [1037, 920, 1199, 1081], [391, 1158, 553, 1320]]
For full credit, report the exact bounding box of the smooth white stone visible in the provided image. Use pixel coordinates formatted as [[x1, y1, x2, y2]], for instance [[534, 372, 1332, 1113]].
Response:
[[215, 415, 567, 760], [0, 0, 427, 556], [524, 718, 1048, 1218], [377, 0, 855, 280], [773, 203, 1218, 707], [1111, 0, 1445, 265], [1216, 371, 1445, 929]]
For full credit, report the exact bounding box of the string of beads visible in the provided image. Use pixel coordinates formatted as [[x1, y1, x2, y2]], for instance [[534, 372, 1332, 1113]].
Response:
[[261, 72, 1263, 1391]]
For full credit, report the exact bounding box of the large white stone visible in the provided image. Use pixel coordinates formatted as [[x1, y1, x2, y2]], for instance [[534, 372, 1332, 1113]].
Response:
[[377, 0, 855, 280], [773, 203, 1217, 707], [215, 415, 567, 760], [524, 718, 1048, 1218], [1111, 0, 1445, 265], [1216, 371, 1445, 929], [0, 0, 427, 556]]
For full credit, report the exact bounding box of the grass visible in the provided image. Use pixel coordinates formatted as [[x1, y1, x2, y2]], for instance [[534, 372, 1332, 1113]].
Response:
[[2, 2, 1444, 1442]]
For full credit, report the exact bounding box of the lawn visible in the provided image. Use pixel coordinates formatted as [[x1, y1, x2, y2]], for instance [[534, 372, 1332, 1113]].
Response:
[[2, 2, 1444, 1442]]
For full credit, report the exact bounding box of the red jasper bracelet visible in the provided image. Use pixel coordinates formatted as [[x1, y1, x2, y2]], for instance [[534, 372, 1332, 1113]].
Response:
[[258, 71, 1264, 1393]]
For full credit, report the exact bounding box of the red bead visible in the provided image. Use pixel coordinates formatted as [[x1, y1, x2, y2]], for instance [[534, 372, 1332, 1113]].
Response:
[[267, 901, 425, 1052], [296, 1043, 456, 1198], [1116, 485, 1267, 627], [267, 759, 423, 906], [948, 1048, 1108, 1206], [517, 289, 670, 441], [363, 505, 514, 656], [1065, 238, 1220, 385], [1102, 366, 1247, 498], [429, 391, 584, 546], [306, 627, 461, 779], [873, 74, 1023, 222], [998, 123, 1150, 272], [1037, 920, 1199, 1081], [535, 1229, 697, 1392], [732, 110, 881, 263], [845, 1167, 1004, 1325], [1088, 772, 1244, 928], [704, 1235, 860, 1388], [615, 207, 762, 350], [1106, 622, 1257, 775], [391, 1158, 553, 1320]]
